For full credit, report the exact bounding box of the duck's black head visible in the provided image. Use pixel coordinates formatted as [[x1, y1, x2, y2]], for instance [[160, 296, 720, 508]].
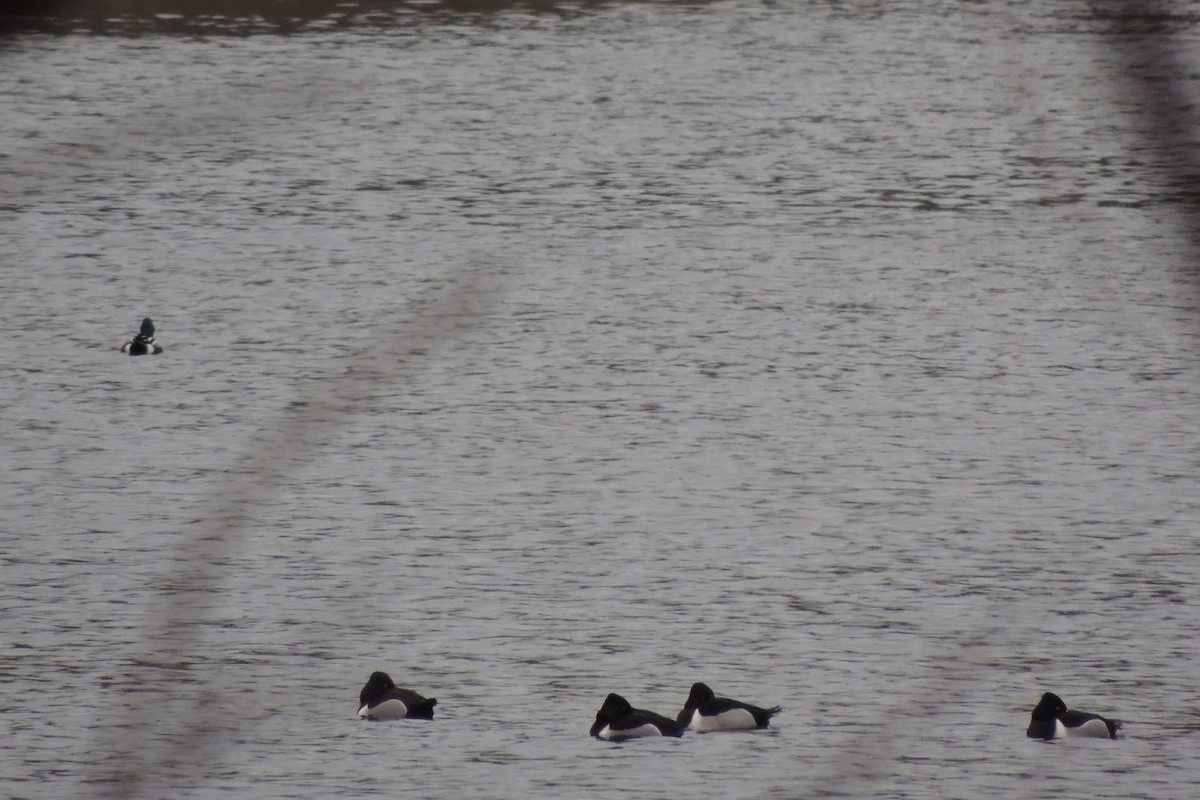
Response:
[[360, 671, 396, 705], [684, 682, 715, 709], [596, 693, 633, 722], [1031, 692, 1068, 720]]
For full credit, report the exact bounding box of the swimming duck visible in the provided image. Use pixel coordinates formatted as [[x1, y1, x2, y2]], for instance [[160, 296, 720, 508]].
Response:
[[121, 317, 164, 355], [357, 671, 437, 720], [1026, 692, 1121, 740], [676, 682, 781, 731], [590, 693, 685, 740]]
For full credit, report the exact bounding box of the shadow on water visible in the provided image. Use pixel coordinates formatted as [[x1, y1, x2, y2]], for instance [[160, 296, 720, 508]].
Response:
[[1102, 0, 1200, 311]]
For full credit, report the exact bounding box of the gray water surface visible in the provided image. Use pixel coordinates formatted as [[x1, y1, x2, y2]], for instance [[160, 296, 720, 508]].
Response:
[[3, 2, 1199, 798]]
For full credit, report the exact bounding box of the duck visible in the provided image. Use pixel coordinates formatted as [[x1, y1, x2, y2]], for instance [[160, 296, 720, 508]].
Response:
[[121, 317, 164, 355], [676, 682, 781, 732], [1026, 692, 1121, 740], [590, 693, 685, 740], [357, 671, 437, 720]]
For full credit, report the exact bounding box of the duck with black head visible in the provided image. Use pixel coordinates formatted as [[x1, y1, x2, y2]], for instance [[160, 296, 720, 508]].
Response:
[[590, 693, 685, 740], [121, 317, 164, 356], [1026, 692, 1122, 740], [357, 671, 437, 721], [676, 682, 781, 732]]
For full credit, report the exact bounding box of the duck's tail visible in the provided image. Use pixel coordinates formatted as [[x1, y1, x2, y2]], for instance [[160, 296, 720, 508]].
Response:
[[408, 697, 437, 720]]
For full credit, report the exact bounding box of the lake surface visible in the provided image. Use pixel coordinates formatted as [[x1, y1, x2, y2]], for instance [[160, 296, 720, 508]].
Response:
[[2, 1, 1200, 798]]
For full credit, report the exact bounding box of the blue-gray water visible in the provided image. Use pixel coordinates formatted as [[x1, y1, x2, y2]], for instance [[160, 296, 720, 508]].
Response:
[[3, 1, 1200, 797]]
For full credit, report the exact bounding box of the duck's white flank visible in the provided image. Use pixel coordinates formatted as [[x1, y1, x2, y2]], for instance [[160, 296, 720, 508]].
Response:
[[358, 698, 409, 720], [685, 707, 758, 731], [595, 722, 663, 740], [1057, 718, 1114, 739]]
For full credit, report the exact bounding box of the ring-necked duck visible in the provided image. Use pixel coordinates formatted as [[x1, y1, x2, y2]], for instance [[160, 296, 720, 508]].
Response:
[[1026, 692, 1121, 740], [357, 671, 437, 720], [590, 693, 685, 740], [121, 317, 164, 355], [677, 682, 781, 731]]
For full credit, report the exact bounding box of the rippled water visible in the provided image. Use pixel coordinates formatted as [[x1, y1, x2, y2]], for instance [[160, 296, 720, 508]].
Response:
[[3, 1, 1200, 798]]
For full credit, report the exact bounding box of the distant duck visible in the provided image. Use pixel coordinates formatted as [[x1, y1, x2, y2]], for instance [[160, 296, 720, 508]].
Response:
[[677, 682, 781, 732], [121, 317, 164, 355], [1026, 692, 1122, 740], [590, 693, 685, 740], [357, 671, 437, 720]]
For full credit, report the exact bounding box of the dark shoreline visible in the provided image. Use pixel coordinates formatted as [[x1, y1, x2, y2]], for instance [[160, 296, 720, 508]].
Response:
[[0, 0, 649, 35]]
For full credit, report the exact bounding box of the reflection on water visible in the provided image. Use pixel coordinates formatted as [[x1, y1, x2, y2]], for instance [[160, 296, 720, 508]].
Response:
[[2, 2, 1200, 799]]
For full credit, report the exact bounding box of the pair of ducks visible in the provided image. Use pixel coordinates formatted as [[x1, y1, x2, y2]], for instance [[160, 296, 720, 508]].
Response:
[[356, 672, 780, 739], [591, 683, 781, 740], [359, 675, 1121, 743]]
